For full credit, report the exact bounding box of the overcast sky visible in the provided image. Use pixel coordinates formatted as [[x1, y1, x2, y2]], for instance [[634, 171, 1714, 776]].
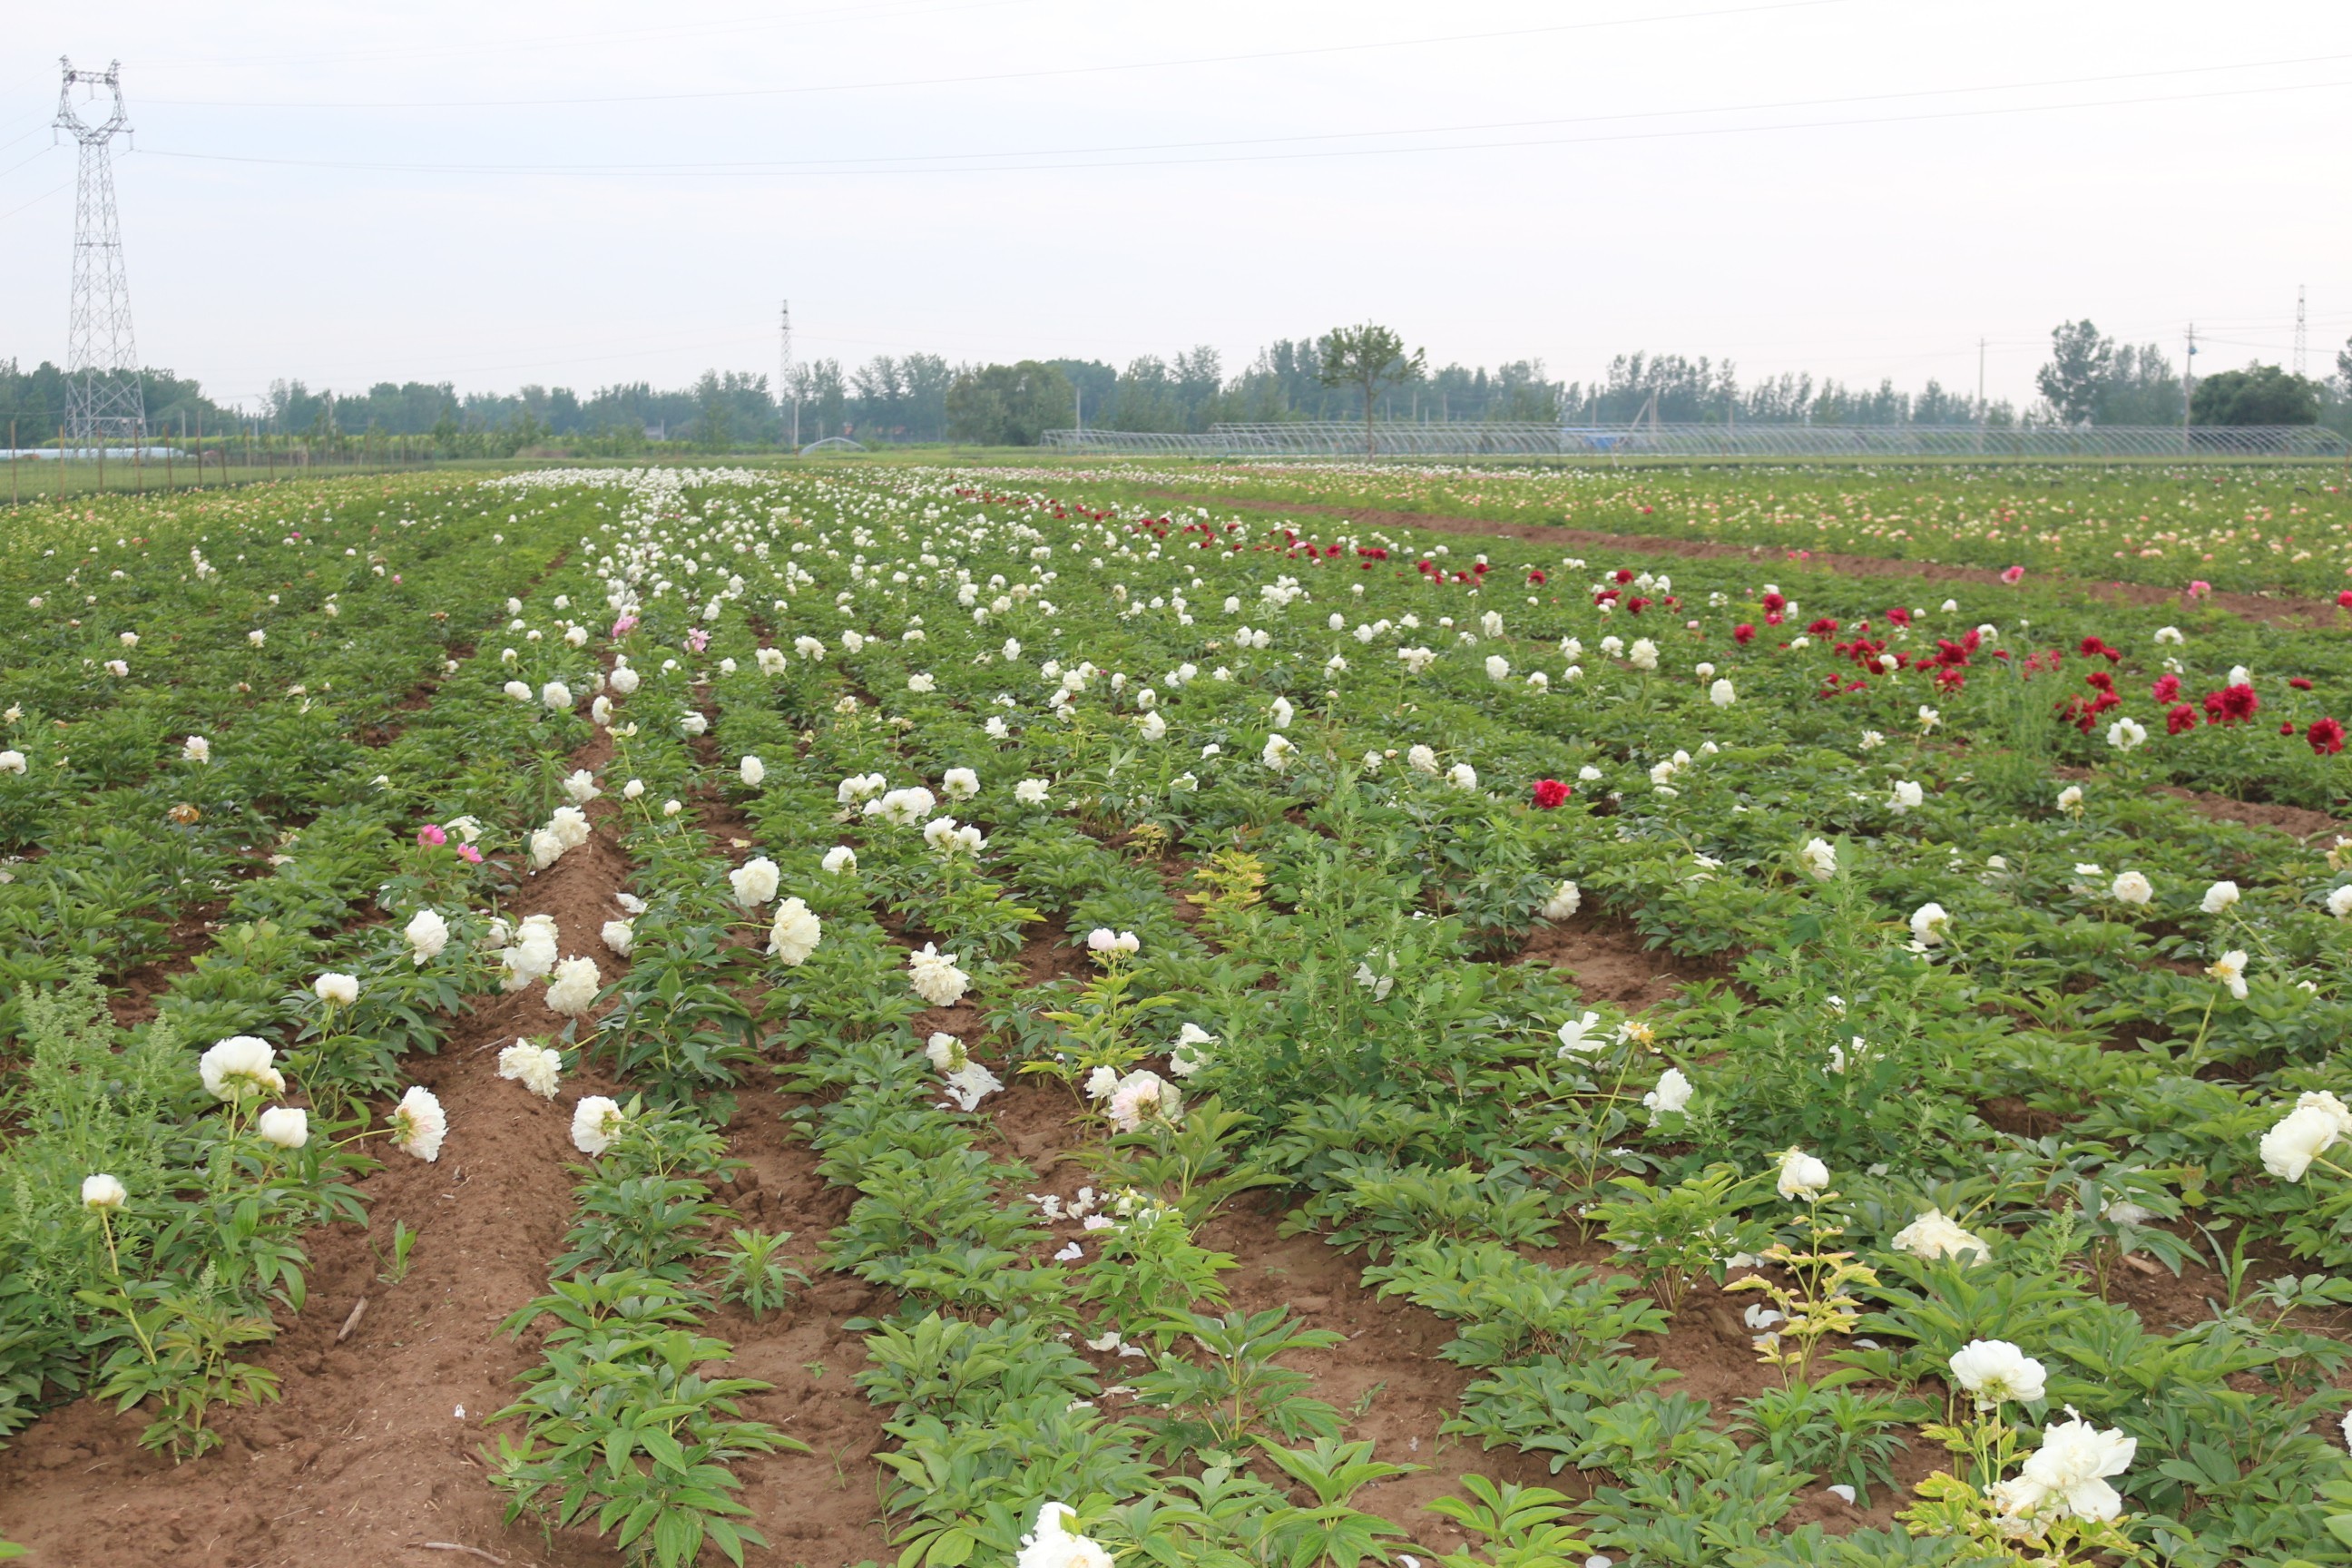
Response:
[[6, 0, 2347, 412]]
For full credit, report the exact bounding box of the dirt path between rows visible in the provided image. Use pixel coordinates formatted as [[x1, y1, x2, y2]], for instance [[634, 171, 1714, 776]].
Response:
[[1139, 490, 2352, 630]]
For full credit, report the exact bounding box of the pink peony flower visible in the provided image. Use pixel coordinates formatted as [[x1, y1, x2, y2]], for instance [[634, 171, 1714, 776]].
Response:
[[2188, 580, 2211, 599], [1999, 565, 2025, 586], [416, 824, 447, 848], [456, 843, 484, 864], [686, 628, 710, 653], [612, 613, 639, 637]]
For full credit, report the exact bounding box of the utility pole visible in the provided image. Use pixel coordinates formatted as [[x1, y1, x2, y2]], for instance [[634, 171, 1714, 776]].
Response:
[[56, 59, 143, 454], [2295, 285, 2308, 378], [2183, 323, 2198, 453], [778, 299, 799, 452], [1976, 336, 1986, 454]]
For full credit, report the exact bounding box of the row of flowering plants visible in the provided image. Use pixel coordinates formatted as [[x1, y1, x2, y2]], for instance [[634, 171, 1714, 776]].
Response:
[[0, 475, 628, 1461], [1015, 458, 2352, 598]]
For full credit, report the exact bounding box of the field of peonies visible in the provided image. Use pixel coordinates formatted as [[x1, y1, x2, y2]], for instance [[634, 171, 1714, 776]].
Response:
[[0, 459, 2350, 1567]]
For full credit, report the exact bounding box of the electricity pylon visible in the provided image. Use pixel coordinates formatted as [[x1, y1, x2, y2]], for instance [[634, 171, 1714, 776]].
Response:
[[57, 58, 144, 449]]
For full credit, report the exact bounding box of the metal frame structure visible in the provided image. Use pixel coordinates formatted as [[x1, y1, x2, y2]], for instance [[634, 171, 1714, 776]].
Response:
[[57, 58, 144, 450], [1042, 421, 2349, 460], [799, 436, 866, 456]]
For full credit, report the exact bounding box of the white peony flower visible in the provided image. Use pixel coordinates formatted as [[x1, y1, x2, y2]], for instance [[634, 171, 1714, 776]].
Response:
[[389, 1084, 447, 1161], [181, 735, 211, 763], [1556, 1011, 1604, 1056], [544, 956, 602, 1015], [82, 1172, 127, 1210], [1776, 1147, 1830, 1200], [679, 710, 708, 737], [503, 680, 533, 703], [1892, 1209, 1991, 1261], [541, 681, 573, 712], [1014, 1501, 1113, 1568], [1541, 879, 1582, 921], [549, 806, 592, 848], [563, 769, 600, 805], [729, 857, 780, 908], [1014, 778, 1051, 806], [2111, 871, 2152, 906], [201, 1035, 285, 1102], [1105, 1070, 1181, 1132], [908, 943, 970, 1008], [257, 1106, 309, 1149], [1447, 762, 1478, 791], [1947, 1338, 2046, 1408], [1261, 732, 1297, 771], [571, 1094, 626, 1155], [2105, 716, 2147, 751], [1642, 1068, 1692, 1115], [1628, 638, 1659, 671], [1991, 1415, 2136, 1524], [496, 1041, 564, 1099], [600, 918, 633, 956], [821, 845, 858, 876], [942, 767, 980, 800], [313, 972, 359, 1007], [1709, 678, 1736, 708], [739, 755, 766, 788], [2207, 948, 2249, 1001], [2200, 880, 2240, 916], [2259, 1102, 2341, 1182], [1800, 838, 1838, 881], [0, 750, 24, 774], [1910, 902, 1951, 946], [1890, 780, 1925, 815], [769, 897, 822, 965]]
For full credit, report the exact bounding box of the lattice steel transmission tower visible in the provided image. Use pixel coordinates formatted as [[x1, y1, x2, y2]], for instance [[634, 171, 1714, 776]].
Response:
[[56, 58, 144, 449], [2295, 285, 2308, 377]]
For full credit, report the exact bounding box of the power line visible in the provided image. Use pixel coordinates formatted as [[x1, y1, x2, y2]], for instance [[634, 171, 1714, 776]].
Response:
[[138, 71, 2352, 181], [139, 0, 1848, 110]]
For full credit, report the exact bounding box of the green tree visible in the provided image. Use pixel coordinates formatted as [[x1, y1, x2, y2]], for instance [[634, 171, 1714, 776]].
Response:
[[943, 361, 1073, 446], [2035, 320, 2114, 426], [2191, 364, 2321, 426], [1317, 323, 1426, 453]]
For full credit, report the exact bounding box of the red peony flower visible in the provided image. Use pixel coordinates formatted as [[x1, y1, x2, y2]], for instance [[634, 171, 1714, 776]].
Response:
[[2337, 589, 2352, 609], [2151, 673, 2180, 703], [2310, 717, 2347, 755], [2167, 703, 2199, 735], [1532, 779, 1571, 809], [1733, 623, 1757, 645], [2219, 683, 2260, 723], [2288, 677, 2313, 691]]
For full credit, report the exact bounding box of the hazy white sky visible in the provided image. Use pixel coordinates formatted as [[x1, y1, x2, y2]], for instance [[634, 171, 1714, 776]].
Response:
[[6, 0, 2347, 410]]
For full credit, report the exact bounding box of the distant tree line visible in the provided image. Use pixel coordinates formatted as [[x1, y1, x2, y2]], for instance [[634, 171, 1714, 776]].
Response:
[[5, 318, 2347, 451]]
